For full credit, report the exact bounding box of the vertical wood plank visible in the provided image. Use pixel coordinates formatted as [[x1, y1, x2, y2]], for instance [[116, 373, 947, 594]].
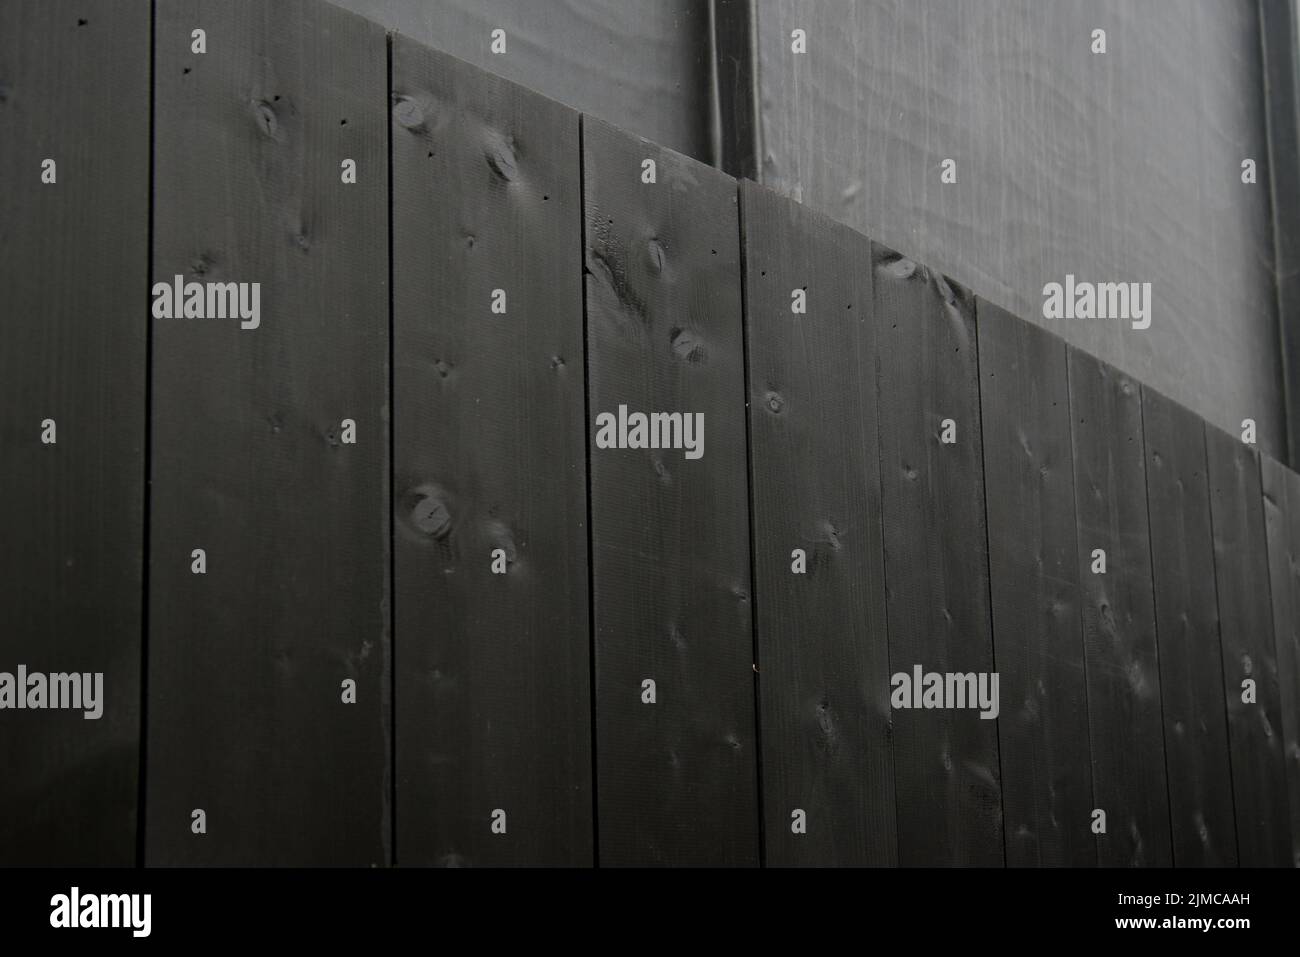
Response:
[[740, 182, 896, 866], [874, 249, 1003, 866], [1206, 425, 1293, 865], [583, 118, 758, 866], [1260, 455, 1300, 867], [977, 301, 1094, 867], [391, 39, 592, 867], [0, 0, 149, 866], [1142, 387, 1238, 866], [146, 0, 390, 865], [1066, 349, 1172, 866], [977, 299, 1097, 868]]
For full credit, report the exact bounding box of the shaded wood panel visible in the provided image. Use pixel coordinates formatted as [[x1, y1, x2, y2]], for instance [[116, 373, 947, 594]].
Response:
[[391, 39, 592, 867], [978, 300, 1093, 867], [1142, 387, 1238, 867], [147, 0, 390, 866], [874, 251, 1003, 866], [0, 0, 150, 866], [1067, 349, 1172, 866], [741, 182, 896, 866], [1206, 426, 1292, 866], [1260, 455, 1300, 867], [583, 118, 758, 866]]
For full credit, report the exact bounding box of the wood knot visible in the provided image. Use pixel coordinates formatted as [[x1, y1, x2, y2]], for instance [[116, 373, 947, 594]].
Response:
[[252, 99, 279, 138], [392, 95, 426, 132], [408, 486, 454, 540], [669, 326, 704, 363], [880, 254, 917, 280], [485, 132, 518, 181]]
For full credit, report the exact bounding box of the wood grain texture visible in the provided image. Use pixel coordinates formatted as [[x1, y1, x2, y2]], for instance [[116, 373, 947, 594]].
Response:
[[583, 117, 757, 866], [391, 39, 592, 867], [977, 300, 1093, 868], [1205, 425, 1293, 866], [1066, 349, 1171, 866], [753, 0, 1283, 456], [874, 248, 1003, 866], [0, 0, 149, 866], [1260, 455, 1300, 867], [1142, 387, 1238, 867], [147, 0, 390, 866], [740, 182, 896, 866], [333, 0, 711, 161]]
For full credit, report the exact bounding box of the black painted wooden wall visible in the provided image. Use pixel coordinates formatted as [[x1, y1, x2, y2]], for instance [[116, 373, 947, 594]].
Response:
[[391, 36, 592, 867], [2, 0, 1298, 868], [0, 0, 150, 867], [146, 0, 391, 866], [583, 117, 758, 866], [741, 182, 896, 866]]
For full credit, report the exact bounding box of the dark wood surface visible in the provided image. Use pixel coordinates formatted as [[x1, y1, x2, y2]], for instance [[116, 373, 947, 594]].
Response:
[[1260, 454, 1300, 867], [1142, 387, 1238, 867], [977, 300, 1094, 867], [1205, 425, 1293, 866], [390, 39, 592, 866], [740, 182, 896, 866], [3, 0, 1298, 869], [583, 117, 758, 866], [0, 0, 150, 866], [146, 0, 390, 865], [1066, 349, 1172, 866], [874, 249, 1003, 866]]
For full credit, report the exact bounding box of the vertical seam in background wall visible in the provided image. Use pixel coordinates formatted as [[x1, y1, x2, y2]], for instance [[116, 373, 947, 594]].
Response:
[[970, 302, 1009, 868], [137, 0, 157, 870], [1205, 425, 1243, 861], [578, 114, 600, 869], [745, 0, 761, 179], [1137, 387, 1179, 866], [708, 0, 760, 180], [706, 1, 723, 172], [1064, 355, 1100, 867], [386, 30, 397, 868], [735, 187, 765, 867], [1259, 0, 1300, 467]]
